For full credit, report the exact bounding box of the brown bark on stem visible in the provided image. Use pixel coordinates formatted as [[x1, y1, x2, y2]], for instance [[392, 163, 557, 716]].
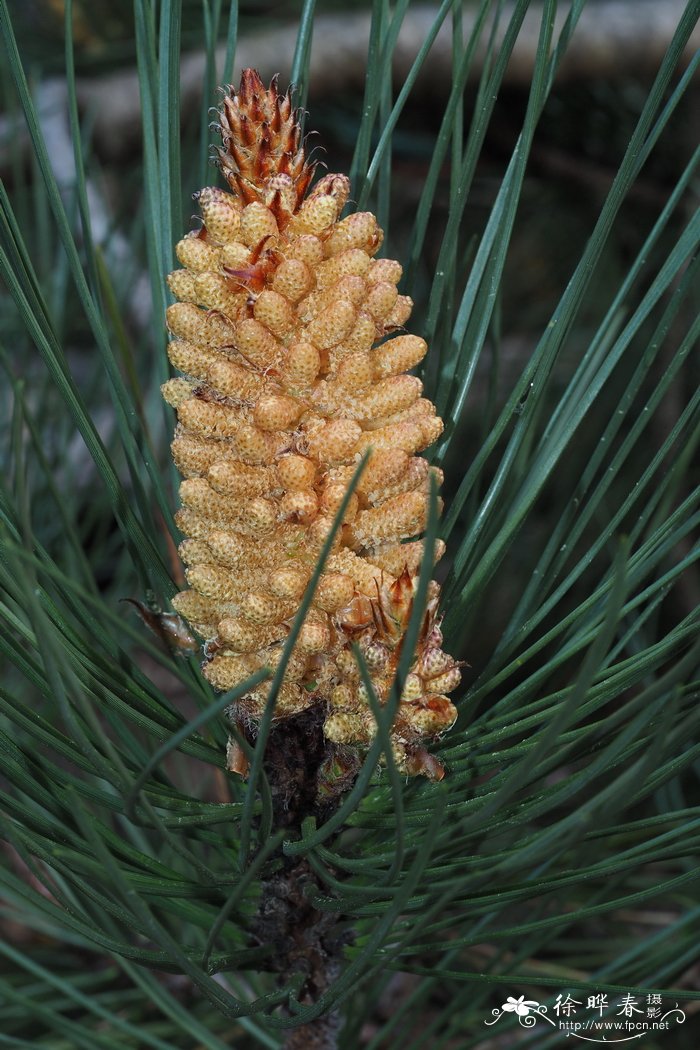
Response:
[[244, 708, 352, 1050]]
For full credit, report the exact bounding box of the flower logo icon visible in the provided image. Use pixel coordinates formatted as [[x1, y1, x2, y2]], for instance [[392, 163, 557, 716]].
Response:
[[485, 994, 548, 1028], [502, 995, 540, 1017]]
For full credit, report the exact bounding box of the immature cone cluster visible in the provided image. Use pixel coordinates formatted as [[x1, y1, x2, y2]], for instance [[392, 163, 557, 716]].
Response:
[[163, 70, 461, 778]]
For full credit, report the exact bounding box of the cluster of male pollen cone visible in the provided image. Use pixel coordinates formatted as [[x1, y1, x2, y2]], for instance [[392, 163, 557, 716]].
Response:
[[162, 69, 461, 781]]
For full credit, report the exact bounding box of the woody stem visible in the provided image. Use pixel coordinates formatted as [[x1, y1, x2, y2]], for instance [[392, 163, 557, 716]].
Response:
[[246, 707, 352, 1049]]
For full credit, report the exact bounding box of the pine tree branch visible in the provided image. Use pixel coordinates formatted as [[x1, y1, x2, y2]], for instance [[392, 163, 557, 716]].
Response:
[[244, 710, 350, 1050]]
